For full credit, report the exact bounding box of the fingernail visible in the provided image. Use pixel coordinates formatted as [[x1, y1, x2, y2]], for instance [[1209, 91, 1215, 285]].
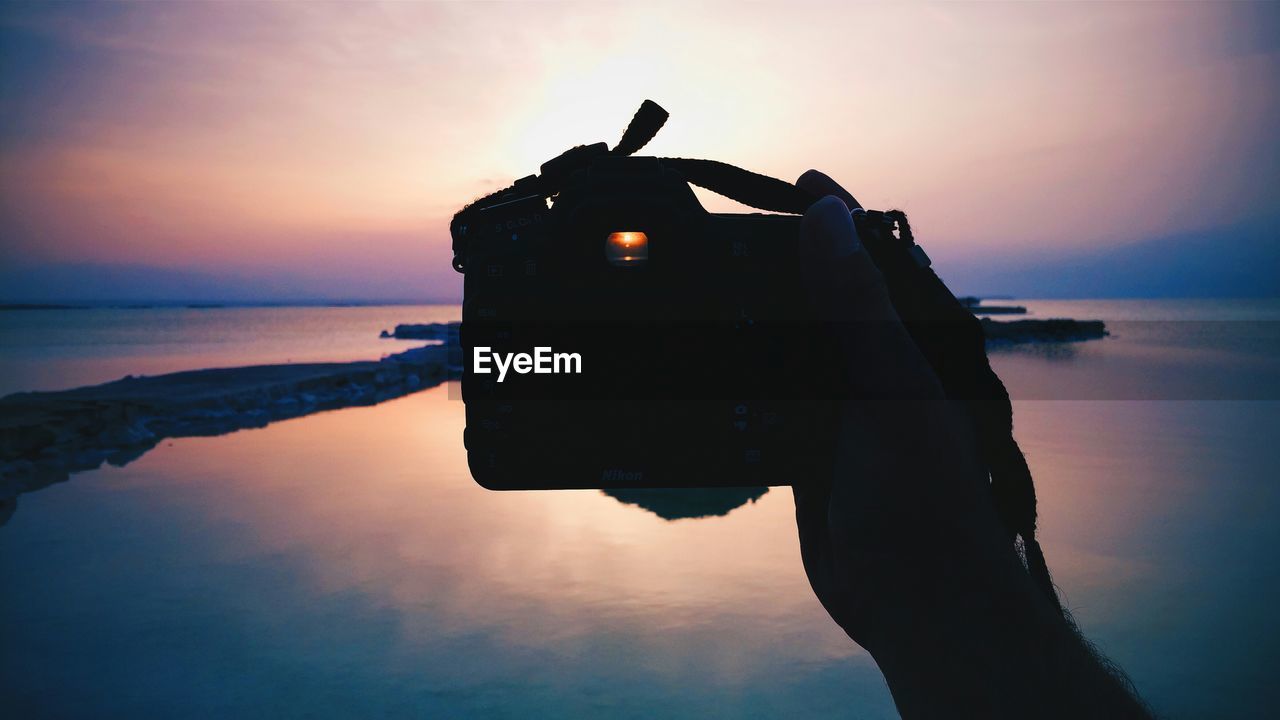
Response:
[[801, 195, 861, 259]]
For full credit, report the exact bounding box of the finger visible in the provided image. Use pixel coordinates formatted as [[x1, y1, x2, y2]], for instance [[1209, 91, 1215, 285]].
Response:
[[799, 195, 892, 323], [800, 195, 943, 400], [797, 169, 861, 211]]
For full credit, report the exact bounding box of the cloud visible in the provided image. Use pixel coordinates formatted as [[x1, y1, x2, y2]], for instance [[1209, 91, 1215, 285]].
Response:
[[2, 1, 1277, 299]]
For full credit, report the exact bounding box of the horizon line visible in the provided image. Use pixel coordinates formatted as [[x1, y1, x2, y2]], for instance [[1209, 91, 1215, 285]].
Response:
[[4, 295, 1279, 310]]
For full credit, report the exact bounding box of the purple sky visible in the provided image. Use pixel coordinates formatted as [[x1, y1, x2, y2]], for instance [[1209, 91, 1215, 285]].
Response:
[[2, 2, 1277, 301]]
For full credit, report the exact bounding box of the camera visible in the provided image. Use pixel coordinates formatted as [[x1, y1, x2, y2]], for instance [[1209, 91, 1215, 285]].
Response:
[[452, 102, 935, 490], [449, 100, 1059, 610]]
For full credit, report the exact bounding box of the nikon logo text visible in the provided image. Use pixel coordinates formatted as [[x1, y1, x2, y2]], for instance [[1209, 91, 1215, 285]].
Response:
[[473, 347, 582, 382]]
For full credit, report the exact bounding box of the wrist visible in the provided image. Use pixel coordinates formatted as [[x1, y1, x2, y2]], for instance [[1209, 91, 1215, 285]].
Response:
[[866, 570, 1066, 717], [857, 548, 1147, 718], [843, 523, 1067, 714]]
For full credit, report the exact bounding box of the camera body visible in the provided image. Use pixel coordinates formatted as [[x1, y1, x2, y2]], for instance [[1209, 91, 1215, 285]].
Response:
[[456, 155, 855, 490]]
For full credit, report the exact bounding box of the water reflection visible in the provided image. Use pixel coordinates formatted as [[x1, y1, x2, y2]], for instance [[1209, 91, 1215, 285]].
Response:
[[987, 338, 1084, 361], [992, 321, 1280, 400], [603, 487, 769, 520], [3, 302, 1280, 717], [1, 383, 878, 718]]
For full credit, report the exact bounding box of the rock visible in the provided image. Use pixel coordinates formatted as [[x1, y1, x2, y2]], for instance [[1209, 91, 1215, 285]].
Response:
[[959, 296, 1027, 314], [0, 345, 462, 502], [982, 318, 1107, 344], [379, 322, 459, 341], [970, 305, 1027, 315], [96, 420, 156, 447]]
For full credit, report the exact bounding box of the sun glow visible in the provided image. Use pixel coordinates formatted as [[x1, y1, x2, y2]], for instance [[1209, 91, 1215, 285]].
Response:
[[606, 231, 650, 267], [1, 2, 1275, 300]]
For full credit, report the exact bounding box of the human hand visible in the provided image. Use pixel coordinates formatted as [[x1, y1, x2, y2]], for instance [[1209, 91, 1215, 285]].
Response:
[[792, 169, 1023, 649], [790, 170, 1150, 718]]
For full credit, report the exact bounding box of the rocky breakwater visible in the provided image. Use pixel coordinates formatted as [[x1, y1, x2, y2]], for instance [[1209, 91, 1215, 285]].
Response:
[[981, 317, 1107, 345], [0, 330, 460, 521]]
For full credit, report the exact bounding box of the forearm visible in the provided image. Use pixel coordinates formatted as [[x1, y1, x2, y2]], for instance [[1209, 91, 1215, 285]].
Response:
[[861, 558, 1151, 719]]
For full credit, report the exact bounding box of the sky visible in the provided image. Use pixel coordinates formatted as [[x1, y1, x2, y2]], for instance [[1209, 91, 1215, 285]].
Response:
[[1, 1, 1277, 302]]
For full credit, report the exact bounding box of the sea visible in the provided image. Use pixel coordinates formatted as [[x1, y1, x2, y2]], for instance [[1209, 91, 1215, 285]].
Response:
[[2, 299, 1278, 718]]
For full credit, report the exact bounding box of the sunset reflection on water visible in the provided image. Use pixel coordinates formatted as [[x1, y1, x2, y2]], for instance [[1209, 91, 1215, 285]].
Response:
[[4, 383, 890, 717], [3, 303, 1279, 717]]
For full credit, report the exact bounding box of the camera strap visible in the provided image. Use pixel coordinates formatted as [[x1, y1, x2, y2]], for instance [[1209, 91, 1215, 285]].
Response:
[[547, 101, 825, 215]]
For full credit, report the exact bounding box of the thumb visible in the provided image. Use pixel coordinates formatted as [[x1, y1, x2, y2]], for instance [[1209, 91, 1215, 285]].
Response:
[[800, 196, 897, 325], [799, 194, 942, 401]]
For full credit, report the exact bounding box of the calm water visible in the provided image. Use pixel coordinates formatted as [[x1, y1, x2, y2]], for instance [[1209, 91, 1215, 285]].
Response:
[[2, 300, 1279, 718], [0, 305, 461, 397]]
